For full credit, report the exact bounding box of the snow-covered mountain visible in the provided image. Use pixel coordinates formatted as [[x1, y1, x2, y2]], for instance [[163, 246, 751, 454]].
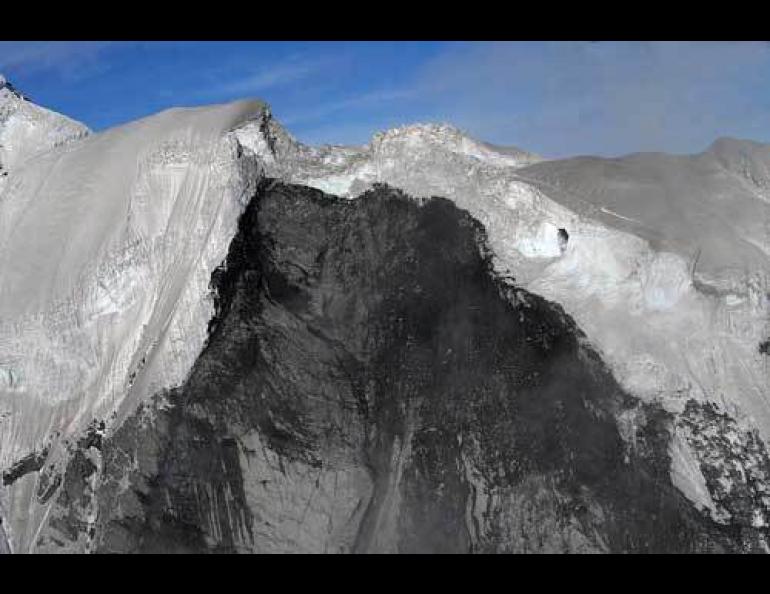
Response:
[[0, 75, 89, 193], [0, 84, 276, 552], [1, 78, 769, 553]]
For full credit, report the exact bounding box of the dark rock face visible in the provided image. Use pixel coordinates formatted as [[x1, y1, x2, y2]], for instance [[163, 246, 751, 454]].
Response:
[[677, 400, 770, 542], [2, 447, 49, 486], [30, 180, 765, 553]]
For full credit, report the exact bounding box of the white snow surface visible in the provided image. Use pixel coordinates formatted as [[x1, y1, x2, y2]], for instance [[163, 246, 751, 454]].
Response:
[[0, 78, 89, 192], [0, 100, 275, 551]]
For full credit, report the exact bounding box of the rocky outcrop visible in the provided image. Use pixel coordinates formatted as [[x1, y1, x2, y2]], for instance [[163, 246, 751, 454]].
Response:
[[677, 400, 770, 536], [23, 180, 766, 553]]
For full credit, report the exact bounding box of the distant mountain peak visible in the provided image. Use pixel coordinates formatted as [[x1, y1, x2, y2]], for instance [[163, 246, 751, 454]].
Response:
[[0, 74, 29, 102], [706, 135, 769, 157], [370, 122, 488, 150], [369, 122, 542, 167], [0, 76, 89, 180]]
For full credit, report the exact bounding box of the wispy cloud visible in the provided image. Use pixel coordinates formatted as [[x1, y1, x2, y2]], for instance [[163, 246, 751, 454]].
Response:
[[411, 41, 770, 157], [282, 88, 416, 126], [218, 61, 321, 95], [195, 53, 341, 100], [0, 41, 116, 82], [12, 41, 762, 157]]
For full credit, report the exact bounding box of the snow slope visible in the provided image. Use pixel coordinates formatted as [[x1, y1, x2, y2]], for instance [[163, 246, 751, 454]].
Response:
[[517, 140, 770, 283], [0, 75, 89, 192], [0, 99, 275, 552], [513, 145, 770, 502]]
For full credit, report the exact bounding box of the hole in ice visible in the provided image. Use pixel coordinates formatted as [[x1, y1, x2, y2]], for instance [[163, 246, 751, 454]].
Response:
[[557, 228, 569, 252]]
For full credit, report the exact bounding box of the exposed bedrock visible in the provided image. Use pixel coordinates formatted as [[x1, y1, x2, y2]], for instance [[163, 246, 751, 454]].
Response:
[[24, 180, 770, 553]]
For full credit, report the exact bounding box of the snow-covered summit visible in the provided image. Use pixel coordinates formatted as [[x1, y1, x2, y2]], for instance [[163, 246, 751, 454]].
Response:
[[0, 74, 30, 102], [704, 136, 770, 188], [370, 122, 542, 167], [0, 75, 89, 185], [0, 74, 17, 95]]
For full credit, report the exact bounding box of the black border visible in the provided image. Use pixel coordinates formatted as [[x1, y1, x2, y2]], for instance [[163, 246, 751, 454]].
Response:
[[2, 3, 768, 39]]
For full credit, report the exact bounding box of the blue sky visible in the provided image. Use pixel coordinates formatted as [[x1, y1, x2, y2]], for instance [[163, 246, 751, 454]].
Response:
[[2, 41, 770, 158]]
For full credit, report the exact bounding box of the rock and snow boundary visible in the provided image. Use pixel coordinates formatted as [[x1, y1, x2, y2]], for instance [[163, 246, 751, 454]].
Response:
[[1, 81, 769, 550]]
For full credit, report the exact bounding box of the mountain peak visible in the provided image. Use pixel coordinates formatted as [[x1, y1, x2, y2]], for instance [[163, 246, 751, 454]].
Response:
[[707, 135, 765, 152], [0, 76, 89, 179], [371, 122, 471, 146], [370, 122, 541, 167], [0, 74, 28, 102]]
